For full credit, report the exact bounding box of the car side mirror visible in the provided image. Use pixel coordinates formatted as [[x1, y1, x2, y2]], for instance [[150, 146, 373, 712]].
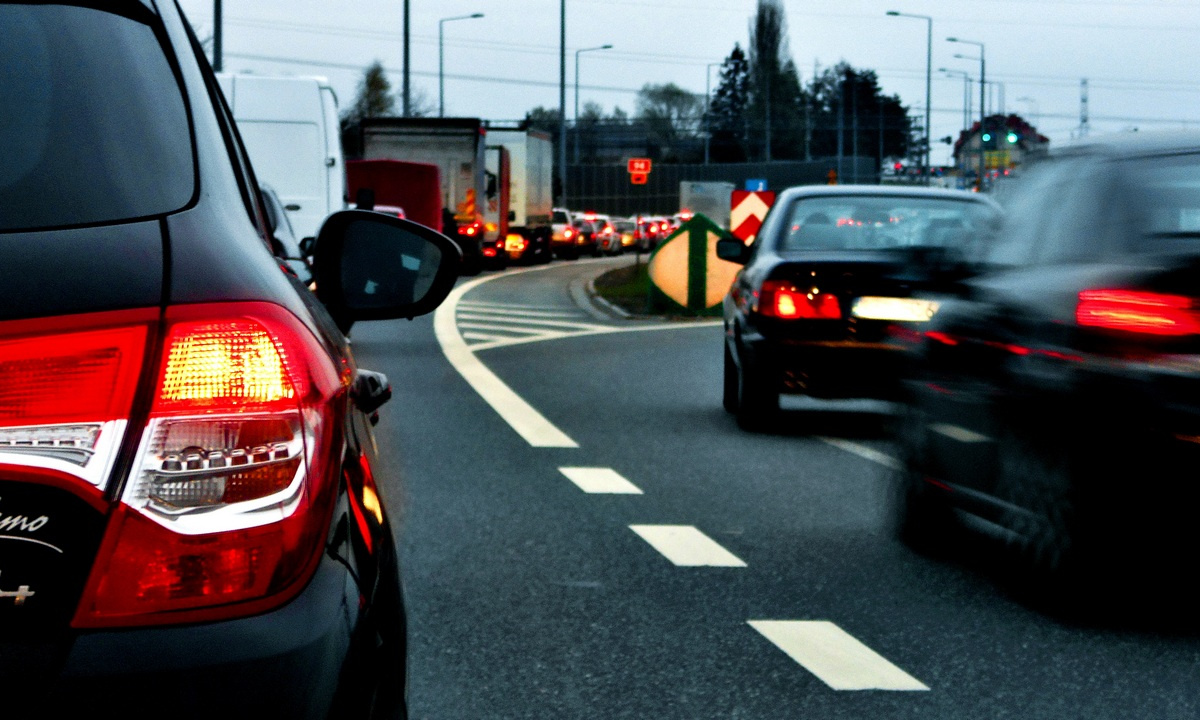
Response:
[[313, 210, 462, 333], [716, 236, 751, 264], [299, 236, 315, 257]]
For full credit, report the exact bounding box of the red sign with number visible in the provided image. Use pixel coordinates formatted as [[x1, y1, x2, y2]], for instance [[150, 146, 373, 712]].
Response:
[[628, 158, 652, 174], [630, 172, 648, 185]]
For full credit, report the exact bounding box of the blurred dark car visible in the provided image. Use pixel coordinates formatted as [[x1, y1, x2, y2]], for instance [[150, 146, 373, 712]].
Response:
[[894, 132, 1200, 592], [0, 1, 459, 716], [718, 186, 1000, 430]]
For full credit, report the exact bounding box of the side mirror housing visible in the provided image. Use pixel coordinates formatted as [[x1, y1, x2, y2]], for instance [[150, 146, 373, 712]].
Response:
[[716, 236, 751, 265], [313, 210, 462, 332]]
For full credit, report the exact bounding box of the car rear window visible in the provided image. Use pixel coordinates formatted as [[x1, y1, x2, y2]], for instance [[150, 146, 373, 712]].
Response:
[[777, 195, 998, 253], [1119, 153, 1200, 248], [553, 211, 570, 223], [0, 3, 194, 232]]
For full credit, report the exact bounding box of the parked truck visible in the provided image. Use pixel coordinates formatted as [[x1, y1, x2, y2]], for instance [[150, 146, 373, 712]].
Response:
[[359, 117, 507, 272], [486, 129, 554, 264]]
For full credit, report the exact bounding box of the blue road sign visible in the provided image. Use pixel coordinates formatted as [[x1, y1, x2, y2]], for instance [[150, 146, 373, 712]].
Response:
[[745, 179, 767, 192]]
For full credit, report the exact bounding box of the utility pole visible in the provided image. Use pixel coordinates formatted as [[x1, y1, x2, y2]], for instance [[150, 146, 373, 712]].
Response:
[[402, 0, 411, 116], [558, 0, 566, 206], [1080, 78, 1090, 138], [213, 0, 222, 71]]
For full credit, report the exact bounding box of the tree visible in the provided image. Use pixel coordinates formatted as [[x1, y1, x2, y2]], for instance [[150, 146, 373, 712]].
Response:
[[747, 0, 806, 161], [709, 44, 751, 162], [806, 62, 912, 170], [343, 60, 396, 125], [636, 82, 702, 161]]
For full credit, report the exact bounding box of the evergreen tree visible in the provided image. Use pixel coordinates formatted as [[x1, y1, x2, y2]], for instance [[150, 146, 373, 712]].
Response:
[[343, 60, 396, 125], [709, 44, 751, 162]]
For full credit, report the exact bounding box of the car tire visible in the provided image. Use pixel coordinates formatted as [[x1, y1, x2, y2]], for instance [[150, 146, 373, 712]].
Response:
[[734, 353, 778, 431], [722, 344, 738, 414], [994, 431, 1092, 598]]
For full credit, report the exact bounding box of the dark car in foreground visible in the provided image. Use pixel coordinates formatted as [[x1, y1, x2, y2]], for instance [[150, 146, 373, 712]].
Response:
[[718, 185, 1001, 430], [894, 132, 1200, 596], [0, 1, 459, 715]]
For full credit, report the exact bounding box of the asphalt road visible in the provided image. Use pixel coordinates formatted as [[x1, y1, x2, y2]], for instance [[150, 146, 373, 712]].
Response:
[[349, 256, 1200, 720]]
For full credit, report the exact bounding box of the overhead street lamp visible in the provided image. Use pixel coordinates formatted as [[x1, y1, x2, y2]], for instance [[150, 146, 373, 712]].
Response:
[[439, 13, 484, 117], [939, 67, 972, 133], [704, 61, 721, 165], [574, 44, 613, 163], [948, 37, 985, 191], [1017, 95, 1040, 128], [887, 11, 932, 184]]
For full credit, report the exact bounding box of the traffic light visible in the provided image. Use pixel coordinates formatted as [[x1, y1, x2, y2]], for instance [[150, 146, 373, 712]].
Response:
[[1006, 131, 1019, 144]]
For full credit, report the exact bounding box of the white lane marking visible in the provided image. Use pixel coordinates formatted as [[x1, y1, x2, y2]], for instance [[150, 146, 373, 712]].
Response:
[[559, 467, 643, 494], [629, 525, 747, 567], [433, 269, 579, 448], [456, 306, 585, 319], [461, 331, 519, 343], [818, 437, 901, 470], [459, 300, 570, 312], [456, 313, 611, 331], [470, 320, 722, 352], [748, 620, 929, 691], [929, 423, 992, 444]]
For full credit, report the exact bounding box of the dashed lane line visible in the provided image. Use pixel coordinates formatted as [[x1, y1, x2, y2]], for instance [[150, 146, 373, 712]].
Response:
[[629, 525, 747, 567], [818, 437, 901, 470], [559, 467, 644, 494], [748, 620, 929, 691]]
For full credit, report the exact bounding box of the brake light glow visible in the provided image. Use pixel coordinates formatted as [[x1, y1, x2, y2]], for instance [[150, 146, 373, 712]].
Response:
[[759, 280, 841, 319], [1077, 290, 1200, 336], [0, 310, 151, 489], [74, 302, 345, 627], [564, 228, 574, 239]]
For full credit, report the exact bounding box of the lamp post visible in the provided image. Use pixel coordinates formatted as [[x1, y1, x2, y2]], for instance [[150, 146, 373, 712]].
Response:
[[574, 44, 612, 163], [704, 61, 721, 165], [887, 11, 931, 184], [439, 13, 484, 117], [939, 68, 971, 132], [948, 37, 985, 191], [1017, 95, 1040, 128], [559, 0, 565, 206]]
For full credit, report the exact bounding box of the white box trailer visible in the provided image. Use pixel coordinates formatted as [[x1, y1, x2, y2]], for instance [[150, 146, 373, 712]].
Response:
[[216, 73, 346, 241], [486, 129, 554, 263]]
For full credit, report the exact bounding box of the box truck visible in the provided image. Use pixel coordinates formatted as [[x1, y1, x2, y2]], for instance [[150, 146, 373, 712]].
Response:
[[486, 129, 554, 264], [359, 117, 507, 272], [216, 73, 346, 242]]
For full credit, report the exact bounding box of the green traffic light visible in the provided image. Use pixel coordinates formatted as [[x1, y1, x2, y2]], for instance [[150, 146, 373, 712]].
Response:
[[1006, 132, 1018, 144], [981, 133, 991, 142]]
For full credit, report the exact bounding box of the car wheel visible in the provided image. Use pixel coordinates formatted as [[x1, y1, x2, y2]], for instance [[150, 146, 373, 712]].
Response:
[[734, 354, 778, 431], [893, 403, 955, 553], [722, 344, 738, 414], [994, 431, 1089, 594]]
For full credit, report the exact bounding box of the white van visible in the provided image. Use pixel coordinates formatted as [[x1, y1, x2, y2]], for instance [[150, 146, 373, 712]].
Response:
[[216, 73, 346, 241]]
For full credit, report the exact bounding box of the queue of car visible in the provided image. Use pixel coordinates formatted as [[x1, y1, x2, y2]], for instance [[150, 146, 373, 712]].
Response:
[[719, 131, 1200, 605]]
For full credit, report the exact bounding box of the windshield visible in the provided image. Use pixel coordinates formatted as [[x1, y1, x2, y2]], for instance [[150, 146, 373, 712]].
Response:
[[0, 4, 194, 232], [1120, 153, 1200, 245], [775, 195, 998, 253]]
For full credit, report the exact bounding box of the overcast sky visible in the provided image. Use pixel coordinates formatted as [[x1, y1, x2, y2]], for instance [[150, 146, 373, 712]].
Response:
[[178, 0, 1200, 165]]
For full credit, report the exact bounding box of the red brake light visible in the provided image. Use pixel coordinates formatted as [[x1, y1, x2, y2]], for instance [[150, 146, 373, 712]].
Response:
[[74, 302, 345, 628], [759, 280, 841, 319], [1077, 290, 1200, 336]]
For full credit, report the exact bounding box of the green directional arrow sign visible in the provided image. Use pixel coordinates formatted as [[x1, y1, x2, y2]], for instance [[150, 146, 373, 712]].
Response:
[[647, 213, 742, 314]]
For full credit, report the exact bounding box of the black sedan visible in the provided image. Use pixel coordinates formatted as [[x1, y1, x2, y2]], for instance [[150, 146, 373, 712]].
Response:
[[1, 1, 458, 716], [718, 185, 1001, 430], [894, 132, 1200, 596]]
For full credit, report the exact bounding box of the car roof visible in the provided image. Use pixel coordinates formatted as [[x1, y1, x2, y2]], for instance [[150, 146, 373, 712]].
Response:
[[775, 184, 1000, 208], [1051, 129, 1200, 160]]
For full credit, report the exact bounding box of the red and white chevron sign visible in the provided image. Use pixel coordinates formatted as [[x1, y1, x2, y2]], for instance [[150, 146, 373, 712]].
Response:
[[730, 190, 776, 244]]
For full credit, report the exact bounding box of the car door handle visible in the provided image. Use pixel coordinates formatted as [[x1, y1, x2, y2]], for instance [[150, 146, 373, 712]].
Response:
[[351, 369, 392, 416]]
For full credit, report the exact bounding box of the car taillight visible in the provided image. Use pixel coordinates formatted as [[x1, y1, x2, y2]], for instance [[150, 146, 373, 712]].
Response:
[[1077, 289, 1200, 336], [0, 309, 152, 490], [758, 280, 841, 319], [74, 302, 346, 628]]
